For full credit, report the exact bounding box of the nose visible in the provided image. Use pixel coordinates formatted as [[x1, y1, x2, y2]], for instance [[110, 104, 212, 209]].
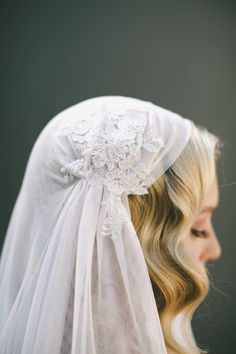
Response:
[[201, 228, 222, 263]]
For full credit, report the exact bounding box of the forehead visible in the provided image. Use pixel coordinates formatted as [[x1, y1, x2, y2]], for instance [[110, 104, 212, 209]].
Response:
[[201, 176, 219, 213]]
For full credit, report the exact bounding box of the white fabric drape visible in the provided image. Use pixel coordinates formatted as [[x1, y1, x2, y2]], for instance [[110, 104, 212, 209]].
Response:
[[0, 96, 192, 353]]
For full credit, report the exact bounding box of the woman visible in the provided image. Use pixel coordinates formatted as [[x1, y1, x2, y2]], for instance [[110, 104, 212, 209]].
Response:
[[0, 95, 222, 354]]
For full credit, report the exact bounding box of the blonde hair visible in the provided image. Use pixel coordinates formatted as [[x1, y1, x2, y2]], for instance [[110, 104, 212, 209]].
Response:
[[127, 124, 222, 354]]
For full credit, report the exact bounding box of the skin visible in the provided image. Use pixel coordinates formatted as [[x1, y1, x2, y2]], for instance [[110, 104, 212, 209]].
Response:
[[187, 176, 222, 265]]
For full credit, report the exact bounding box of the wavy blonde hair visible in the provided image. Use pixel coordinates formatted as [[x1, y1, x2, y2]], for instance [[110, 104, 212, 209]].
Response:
[[127, 124, 222, 354]]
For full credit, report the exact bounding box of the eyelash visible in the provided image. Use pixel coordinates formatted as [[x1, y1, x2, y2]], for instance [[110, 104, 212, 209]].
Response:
[[190, 228, 208, 238]]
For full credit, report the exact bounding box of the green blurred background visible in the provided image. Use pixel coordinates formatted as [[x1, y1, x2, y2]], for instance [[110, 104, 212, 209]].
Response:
[[0, 0, 235, 352]]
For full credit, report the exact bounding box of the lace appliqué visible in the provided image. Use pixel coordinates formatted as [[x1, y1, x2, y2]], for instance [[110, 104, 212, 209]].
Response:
[[55, 105, 165, 240]]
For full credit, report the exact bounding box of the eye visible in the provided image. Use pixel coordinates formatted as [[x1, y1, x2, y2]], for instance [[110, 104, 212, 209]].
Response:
[[190, 228, 208, 238]]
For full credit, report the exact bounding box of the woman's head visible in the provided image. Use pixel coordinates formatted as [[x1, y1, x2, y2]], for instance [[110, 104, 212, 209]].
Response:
[[128, 123, 222, 354], [0, 96, 224, 354]]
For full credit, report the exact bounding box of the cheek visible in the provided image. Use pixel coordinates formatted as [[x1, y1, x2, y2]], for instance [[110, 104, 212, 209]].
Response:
[[185, 236, 205, 259]]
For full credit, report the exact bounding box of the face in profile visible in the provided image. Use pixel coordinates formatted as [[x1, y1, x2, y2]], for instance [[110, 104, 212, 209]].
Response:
[[187, 176, 222, 265]]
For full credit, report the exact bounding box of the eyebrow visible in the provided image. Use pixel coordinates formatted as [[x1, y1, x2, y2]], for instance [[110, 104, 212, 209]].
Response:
[[201, 204, 219, 213]]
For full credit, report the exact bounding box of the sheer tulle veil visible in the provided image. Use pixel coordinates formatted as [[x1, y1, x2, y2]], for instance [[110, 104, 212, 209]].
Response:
[[0, 96, 193, 353]]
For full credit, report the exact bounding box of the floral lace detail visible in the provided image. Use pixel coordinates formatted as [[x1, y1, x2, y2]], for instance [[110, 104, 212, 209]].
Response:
[[55, 104, 165, 240], [100, 194, 129, 241]]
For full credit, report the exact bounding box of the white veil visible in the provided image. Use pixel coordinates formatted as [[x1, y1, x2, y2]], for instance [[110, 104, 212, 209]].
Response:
[[0, 96, 193, 353]]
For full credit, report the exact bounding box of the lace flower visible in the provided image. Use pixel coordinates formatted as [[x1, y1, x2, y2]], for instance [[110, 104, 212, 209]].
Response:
[[55, 104, 165, 240]]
